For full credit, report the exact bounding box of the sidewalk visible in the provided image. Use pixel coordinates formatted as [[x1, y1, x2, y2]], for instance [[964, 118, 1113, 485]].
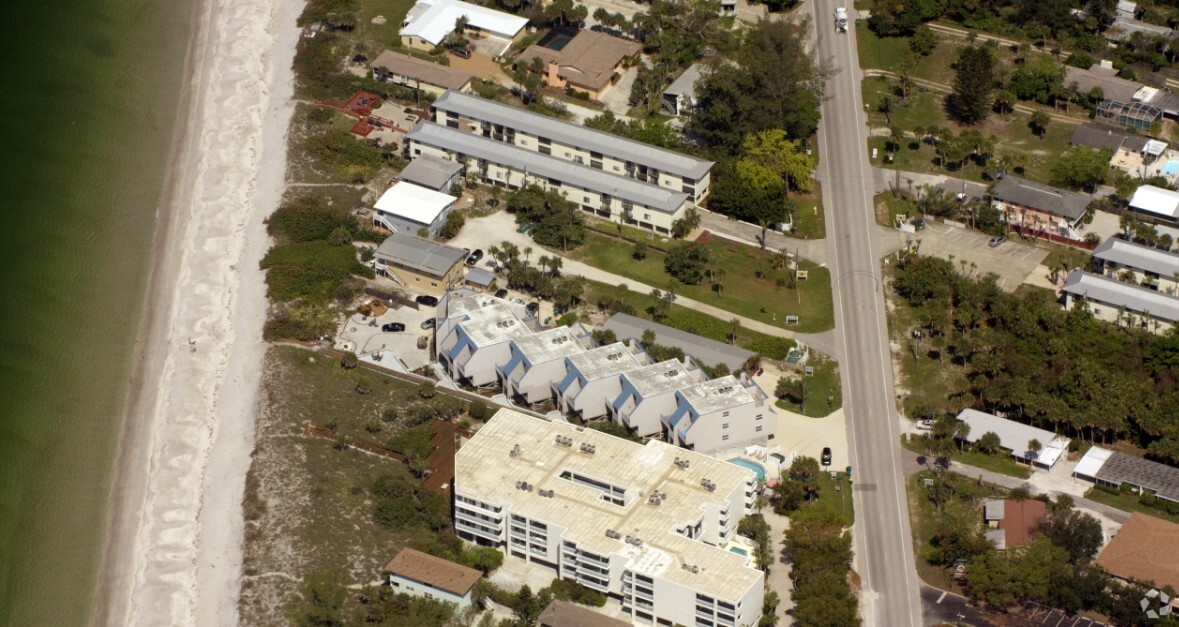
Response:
[[697, 208, 828, 266]]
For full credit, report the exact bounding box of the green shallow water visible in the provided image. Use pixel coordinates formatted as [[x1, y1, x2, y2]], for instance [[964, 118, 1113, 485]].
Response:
[[0, 0, 197, 623]]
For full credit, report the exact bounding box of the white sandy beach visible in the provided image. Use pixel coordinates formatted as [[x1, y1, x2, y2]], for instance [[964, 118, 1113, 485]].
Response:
[[93, 0, 301, 622]]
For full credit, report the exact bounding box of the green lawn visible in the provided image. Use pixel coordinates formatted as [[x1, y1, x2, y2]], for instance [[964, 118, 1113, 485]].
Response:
[[1083, 487, 1179, 525], [856, 25, 912, 75], [571, 232, 835, 333], [774, 355, 842, 417], [863, 76, 1076, 186], [901, 435, 1033, 479], [873, 191, 915, 227], [816, 471, 855, 524], [583, 280, 798, 360], [790, 184, 827, 239], [356, 0, 420, 52]]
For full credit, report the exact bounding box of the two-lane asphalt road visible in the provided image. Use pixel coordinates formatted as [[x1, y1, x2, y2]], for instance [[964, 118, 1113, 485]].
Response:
[[807, 1, 925, 624]]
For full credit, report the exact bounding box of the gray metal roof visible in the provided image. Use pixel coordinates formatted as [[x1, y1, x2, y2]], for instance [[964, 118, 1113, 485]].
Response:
[[1107, 16, 1174, 41], [1093, 237, 1179, 278], [1065, 65, 1142, 103], [1063, 270, 1179, 322], [955, 408, 1060, 460], [990, 176, 1092, 222], [464, 267, 496, 286], [400, 155, 463, 190], [664, 63, 704, 100], [1095, 451, 1179, 502], [601, 313, 755, 371], [375, 231, 466, 277], [984, 499, 1004, 521], [1069, 123, 1149, 153], [406, 122, 690, 214], [430, 91, 713, 180]]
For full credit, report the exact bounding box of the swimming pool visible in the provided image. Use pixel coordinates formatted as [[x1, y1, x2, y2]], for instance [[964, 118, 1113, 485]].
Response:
[[727, 457, 767, 481], [1163, 160, 1179, 176], [729, 546, 749, 556]]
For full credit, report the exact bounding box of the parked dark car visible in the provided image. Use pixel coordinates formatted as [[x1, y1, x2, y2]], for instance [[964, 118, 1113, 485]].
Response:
[[988, 234, 1007, 247], [494, 288, 509, 299], [466, 249, 484, 266], [821, 447, 832, 466], [421, 317, 436, 330], [911, 218, 926, 231], [381, 322, 405, 332], [450, 46, 471, 59], [415, 295, 439, 307], [526, 302, 540, 314]]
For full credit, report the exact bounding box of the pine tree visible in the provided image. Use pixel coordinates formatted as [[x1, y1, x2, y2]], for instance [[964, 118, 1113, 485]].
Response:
[[948, 46, 996, 123]]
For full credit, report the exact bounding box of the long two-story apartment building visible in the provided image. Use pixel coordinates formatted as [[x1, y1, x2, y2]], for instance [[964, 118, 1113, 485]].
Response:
[[427, 90, 713, 205], [406, 121, 692, 233], [1092, 236, 1179, 293], [454, 410, 764, 627]]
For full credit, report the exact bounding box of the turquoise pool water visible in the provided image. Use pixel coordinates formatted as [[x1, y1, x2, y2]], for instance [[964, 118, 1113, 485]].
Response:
[[1163, 160, 1179, 176], [727, 458, 767, 481], [729, 546, 749, 556]]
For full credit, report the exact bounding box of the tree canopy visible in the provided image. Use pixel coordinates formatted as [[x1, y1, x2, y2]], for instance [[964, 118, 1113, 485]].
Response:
[[947, 46, 996, 123], [689, 20, 823, 156], [892, 255, 1179, 462]]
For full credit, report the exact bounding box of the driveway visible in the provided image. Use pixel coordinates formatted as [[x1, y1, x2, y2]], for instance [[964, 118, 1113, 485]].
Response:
[[882, 222, 1049, 292], [600, 65, 637, 116], [337, 304, 435, 370]]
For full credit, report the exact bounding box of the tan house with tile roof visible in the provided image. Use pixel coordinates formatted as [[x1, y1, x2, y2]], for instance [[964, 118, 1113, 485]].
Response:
[[517, 30, 641, 100], [371, 50, 474, 97]]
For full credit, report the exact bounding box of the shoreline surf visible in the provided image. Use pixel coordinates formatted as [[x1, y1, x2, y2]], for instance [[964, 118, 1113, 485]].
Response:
[[92, 0, 302, 622]]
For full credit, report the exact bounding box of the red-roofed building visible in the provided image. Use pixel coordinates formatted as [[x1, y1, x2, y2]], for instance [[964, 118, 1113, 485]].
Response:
[[983, 498, 1047, 550]]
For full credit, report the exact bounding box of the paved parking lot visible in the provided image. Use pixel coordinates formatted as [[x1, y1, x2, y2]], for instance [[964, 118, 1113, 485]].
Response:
[[895, 223, 1049, 292], [336, 304, 435, 370]]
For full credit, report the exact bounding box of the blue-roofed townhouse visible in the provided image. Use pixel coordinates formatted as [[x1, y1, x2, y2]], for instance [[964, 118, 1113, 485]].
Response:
[[552, 342, 650, 420], [664, 374, 776, 455]]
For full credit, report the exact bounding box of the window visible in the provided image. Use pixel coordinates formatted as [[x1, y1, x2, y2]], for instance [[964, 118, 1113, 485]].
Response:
[[755, 426, 763, 432], [756, 414, 763, 420], [643, 213, 651, 220], [722, 411, 730, 417], [430, 282, 437, 287], [722, 435, 729, 441], [722, 423, 729, 429]]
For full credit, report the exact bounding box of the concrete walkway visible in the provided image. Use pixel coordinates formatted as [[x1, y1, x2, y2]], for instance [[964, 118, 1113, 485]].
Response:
[[762, 508, 795, 618], [697, 208, 829, 266]]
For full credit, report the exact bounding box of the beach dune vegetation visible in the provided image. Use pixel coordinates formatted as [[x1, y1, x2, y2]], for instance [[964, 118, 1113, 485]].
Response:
[[260, 240, 374, 303]]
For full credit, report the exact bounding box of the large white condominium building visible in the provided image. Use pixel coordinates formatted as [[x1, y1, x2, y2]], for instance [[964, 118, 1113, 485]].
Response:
[[454, 410, 764, 627]]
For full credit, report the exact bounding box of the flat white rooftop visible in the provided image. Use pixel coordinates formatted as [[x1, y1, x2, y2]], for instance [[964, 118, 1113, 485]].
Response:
[[455, 302, 532, 347], [456, 410, 761, 601], [512, 327, 586, 363], [624, 359, 703, 397], [374, 181, 456, 226], [565, 342, 646, 381], [677, 376, 756, 414]]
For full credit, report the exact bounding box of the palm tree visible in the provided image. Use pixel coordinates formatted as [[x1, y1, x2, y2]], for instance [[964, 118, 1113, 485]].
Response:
[[729, 318, 740, 345], [954, 420, 971, 452], [1027, 438, 1042, 464], [548, 256, 563, 277], [523, 246, 533, 266]]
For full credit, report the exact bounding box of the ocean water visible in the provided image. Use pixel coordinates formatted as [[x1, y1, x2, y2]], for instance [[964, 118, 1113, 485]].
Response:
[[0, 0, 198, 623]]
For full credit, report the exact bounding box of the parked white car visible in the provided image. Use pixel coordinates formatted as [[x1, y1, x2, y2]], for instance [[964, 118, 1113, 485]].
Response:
[[916, 419, 934, 431]]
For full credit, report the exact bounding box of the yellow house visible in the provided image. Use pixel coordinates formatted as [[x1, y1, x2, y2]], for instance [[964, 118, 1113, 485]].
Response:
[[374, 232, 466, 297]]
